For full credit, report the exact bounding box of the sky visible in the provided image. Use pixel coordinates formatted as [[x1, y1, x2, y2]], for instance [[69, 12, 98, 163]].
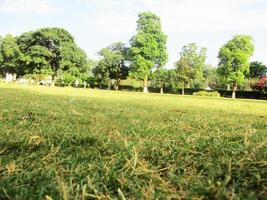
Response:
[[1, 0, 267, 68]]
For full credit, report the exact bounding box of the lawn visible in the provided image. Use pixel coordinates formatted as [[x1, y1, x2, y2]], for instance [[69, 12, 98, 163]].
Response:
[[0, 83, 266, 199]]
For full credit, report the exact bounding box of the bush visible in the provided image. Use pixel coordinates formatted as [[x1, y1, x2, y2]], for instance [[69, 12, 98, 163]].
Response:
[[218, 89, 267, 99], [193, 91, 220, 97], [255, 76, 267, 92]]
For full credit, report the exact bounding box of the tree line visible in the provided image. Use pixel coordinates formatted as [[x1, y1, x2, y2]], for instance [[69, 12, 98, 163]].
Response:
[[0, 11, 266, 98]]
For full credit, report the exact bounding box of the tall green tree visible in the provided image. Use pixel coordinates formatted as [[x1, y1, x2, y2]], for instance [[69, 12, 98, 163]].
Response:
[[0, 34, 21, 76], [175, 43, 206, 95], [129, 11, 168, 92], [248, 61, 266, 78], [96, 42, 129, 90], [17, 27, 90, 83], [217, 35, 254, 98]]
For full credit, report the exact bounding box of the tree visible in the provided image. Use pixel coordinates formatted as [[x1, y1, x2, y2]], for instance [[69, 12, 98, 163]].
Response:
[[166, 69, 179, 90], [151, 68, 168, 94], [129, 11, 168, 92], [96, 42, 129, 90], [203, 65, 221, 89], [92, 62, 109, 89], [175, 43, 206, 95], [218, 35, 254, 98], [58, 43, 92, 85], [0, 34, 21, 76], [248, 61, 267, 78], [17, 27, 90, 83]]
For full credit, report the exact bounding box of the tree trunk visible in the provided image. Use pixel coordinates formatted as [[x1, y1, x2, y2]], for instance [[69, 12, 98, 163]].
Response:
[[12, 73, 17, 81], [115, 85, 119, 91], [5, 72, 10, 82], [160, 87, 163, 94], [51, 75, 55, 87], [182, 86, 185, 95], [232, 82, 237, 99], [227, 84, 230, 91], [115, 79, 120, 91], [143, 79, 148, 93], [107, 79, 111, 90]]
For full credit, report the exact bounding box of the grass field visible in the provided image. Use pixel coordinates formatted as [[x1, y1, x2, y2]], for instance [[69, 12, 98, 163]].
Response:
[[0, 83, 266, 200]]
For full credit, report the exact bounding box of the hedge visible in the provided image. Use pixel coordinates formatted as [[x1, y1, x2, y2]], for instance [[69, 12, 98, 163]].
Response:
[[193, 91, 220, 97], [217, 89, 267, 100], [86, 84, 267, 100]]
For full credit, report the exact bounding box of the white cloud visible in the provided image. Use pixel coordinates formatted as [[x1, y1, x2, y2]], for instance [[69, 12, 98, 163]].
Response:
[[157, 0, 267, 33], [80, 0, 267, 33], [0, 0, 60, 15], [74, 0, 267, 65], [2, 0, 267, 65]]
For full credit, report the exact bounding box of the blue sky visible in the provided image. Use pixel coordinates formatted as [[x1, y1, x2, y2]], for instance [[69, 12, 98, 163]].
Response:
[[1, 0, 267, 68]]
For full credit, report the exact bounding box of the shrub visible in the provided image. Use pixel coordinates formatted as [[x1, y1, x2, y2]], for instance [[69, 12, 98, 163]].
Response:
[[193, 91, 220, 97], [255, 75, 267, 92]]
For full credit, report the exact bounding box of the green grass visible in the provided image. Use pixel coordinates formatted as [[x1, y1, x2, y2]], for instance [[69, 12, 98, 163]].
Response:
[[0, 83, 266, 200]]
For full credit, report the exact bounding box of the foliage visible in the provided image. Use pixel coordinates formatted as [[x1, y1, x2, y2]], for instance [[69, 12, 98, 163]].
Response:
[[193, 90, 220, 97], [120, 78, 143, 88], [175, 43, 207, 89], [92, 62, 109, 88], [129, 11, 168, 90], [17, 27, 91, 81], [166, 69, 179, 88], [0, 35, 3, 67], [57, 59, 95, 86], [151, 68, 169, 88], [255, 75, 267, 92], [217, 35, 254, 88], [0, 83, 266, 199], [240, 78, 258, 91], [151, 68, 183, 93], [248, 61, 267, 78], [0, 34, 21, 74], [203, 65, 221, 89], [57, 68, 80, 86], [94, 42, 129, 89]]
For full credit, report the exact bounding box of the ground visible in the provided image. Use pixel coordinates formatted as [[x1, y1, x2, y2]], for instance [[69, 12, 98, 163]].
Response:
[[0, 83, 266, 199]]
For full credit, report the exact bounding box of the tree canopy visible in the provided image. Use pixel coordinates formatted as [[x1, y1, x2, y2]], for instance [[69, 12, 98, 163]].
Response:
[[217, 35, 254, 98], [0, 13, 266, 96], [175, 43, 206, 94], [151, 68, 169, 93], [94, 42, 129, 90], [248, 61, 267, 78], [0, 36, 3, 67], [0, 34, 21, 75], [203, 65, 221, 89], [129, 11, 168, 92], [15, 27, 91, 83]]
